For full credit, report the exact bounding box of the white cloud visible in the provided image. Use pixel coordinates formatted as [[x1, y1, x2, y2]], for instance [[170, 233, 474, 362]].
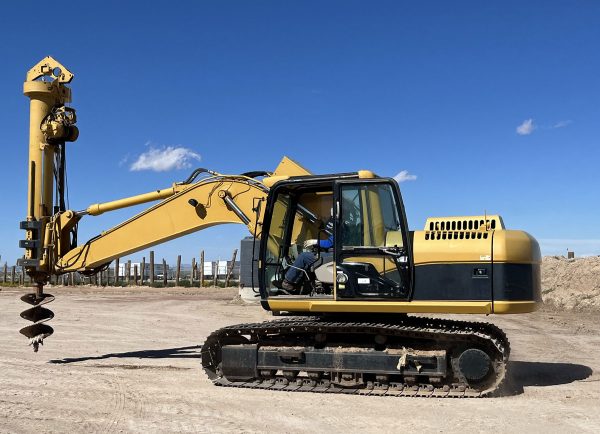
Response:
[[516, 118, 536, 135], [130, 146, 201, 172], [393, 170, 417, 183], [552, 120, 572, 129]]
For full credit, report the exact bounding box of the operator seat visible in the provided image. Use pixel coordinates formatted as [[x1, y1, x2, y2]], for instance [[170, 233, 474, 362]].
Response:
[[313, 255, 334, 284]]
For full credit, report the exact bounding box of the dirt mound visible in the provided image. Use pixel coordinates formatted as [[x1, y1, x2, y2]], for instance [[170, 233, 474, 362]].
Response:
[[542, 256, 600, 311]]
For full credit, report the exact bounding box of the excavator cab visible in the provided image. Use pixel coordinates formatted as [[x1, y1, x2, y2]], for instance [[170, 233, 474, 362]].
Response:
[[258, 174, 412, 301]]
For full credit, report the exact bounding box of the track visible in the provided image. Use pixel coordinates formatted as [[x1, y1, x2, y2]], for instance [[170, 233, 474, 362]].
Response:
[[201, 315, 510, 398]]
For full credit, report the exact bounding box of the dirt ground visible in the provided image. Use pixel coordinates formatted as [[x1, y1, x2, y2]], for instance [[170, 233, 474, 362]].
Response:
[[542, 256, 600, 310], [1, 286, 599, 434]]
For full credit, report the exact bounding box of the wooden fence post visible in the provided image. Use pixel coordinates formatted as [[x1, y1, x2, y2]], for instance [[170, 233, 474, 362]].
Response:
[[126, 260, 131, 286], [213, 261, 218, 287], [191, 257, 196, 283], [150, 251, 155, 284], [115, 258, 120, 286], [3, 263, 7, 283], [175, 255, 181, 286], [134, 264, 139, 286], [200, 250, 205, 287], [225, 249, 238, 287], [163, 259, 167, 286], [141, 257, 146, 286], [11, 266, 16, 284]]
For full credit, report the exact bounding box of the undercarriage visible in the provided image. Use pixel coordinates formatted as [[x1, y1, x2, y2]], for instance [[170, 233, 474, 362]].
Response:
[[201, 315, 510, 398]]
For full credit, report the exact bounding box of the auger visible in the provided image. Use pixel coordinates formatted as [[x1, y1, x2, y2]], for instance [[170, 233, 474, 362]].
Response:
[[18, 57, 78, 349], [19, 285, 55, 351]]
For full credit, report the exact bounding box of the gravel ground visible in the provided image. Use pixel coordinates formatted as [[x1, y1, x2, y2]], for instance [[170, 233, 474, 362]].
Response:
[[1, 286, 599, 433]]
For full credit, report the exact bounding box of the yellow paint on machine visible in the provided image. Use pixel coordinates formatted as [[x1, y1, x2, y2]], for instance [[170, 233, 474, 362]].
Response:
[[412, 228, 541, 265], [267, 299, 538, 314], [268, 299, 493, 314], [493, 301, 539, 314], [493, 230, 542, 264], [412, 230, 492, 264]]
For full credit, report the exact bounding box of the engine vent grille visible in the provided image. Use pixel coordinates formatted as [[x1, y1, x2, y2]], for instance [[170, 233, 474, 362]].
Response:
[[424, 231, 489, 241], [423, 215, 504, 241]]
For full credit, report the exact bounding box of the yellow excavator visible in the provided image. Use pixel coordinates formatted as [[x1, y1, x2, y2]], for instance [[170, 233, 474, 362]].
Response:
[[19, 57, 541, 397]]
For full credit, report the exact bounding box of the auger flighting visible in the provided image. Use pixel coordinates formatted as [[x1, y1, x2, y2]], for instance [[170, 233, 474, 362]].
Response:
[[19, 289, 55, 351]]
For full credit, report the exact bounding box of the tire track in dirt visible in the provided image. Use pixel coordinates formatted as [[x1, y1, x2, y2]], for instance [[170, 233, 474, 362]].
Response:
[[100, 376, 126, 434], [97, 373, 148, 434]]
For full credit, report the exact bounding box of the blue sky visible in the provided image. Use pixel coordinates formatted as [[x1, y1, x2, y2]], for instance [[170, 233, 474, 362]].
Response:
[[1, 1, 599, 265]]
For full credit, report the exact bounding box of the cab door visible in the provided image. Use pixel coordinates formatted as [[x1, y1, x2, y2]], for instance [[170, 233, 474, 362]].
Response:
[[333, 179, 413, 300]]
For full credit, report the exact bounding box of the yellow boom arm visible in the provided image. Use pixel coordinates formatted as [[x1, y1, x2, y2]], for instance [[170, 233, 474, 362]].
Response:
[[56, 174, 269, 272], [49, 156, 310, 273]]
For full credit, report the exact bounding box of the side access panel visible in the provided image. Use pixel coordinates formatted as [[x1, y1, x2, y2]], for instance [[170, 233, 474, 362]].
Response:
[[411, 228, 493, 301]]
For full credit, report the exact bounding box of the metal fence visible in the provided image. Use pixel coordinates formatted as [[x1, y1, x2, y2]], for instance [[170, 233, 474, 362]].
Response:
[[1, 249, 240, 288]]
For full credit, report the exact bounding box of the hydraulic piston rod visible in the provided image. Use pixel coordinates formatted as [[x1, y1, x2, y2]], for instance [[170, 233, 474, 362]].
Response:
[[84, 185, 185, 216]]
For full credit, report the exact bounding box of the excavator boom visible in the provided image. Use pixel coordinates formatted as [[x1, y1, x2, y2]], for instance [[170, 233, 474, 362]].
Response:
[[55, 174, 268, 272]]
